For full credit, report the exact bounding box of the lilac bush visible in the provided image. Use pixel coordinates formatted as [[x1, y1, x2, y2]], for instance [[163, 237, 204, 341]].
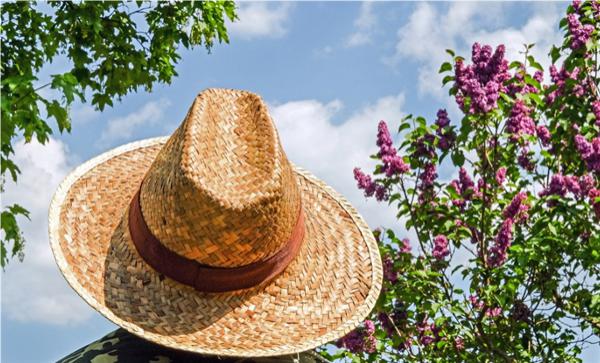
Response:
[[322, 2, 599, 362]]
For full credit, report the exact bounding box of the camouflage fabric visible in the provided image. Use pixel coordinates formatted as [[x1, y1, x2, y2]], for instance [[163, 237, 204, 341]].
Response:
[[57, 328, 329, 363]]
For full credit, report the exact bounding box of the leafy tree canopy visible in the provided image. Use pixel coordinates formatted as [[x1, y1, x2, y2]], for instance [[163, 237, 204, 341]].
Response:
[[0, 0, 237, 267]]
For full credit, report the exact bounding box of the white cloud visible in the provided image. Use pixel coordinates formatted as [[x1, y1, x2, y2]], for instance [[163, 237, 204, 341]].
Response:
[[386, 2, 562, 100], [345, 2, 376, 47], [271, 93, 409, 232], [228, 2, 293, 40], [69, 104, 100, 125], [1, 138, 95, 325], [98, 98, 170, 147]]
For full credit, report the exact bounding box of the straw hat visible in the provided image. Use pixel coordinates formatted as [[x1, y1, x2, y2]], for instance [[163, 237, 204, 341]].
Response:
[[49, 88, 382, 357]]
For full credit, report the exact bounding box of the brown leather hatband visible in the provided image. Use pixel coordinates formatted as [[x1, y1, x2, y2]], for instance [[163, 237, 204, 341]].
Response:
[[128, 189, 305, 293]]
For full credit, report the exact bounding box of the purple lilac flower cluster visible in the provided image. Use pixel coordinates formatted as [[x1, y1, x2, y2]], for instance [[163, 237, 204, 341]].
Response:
[[547, 65, 583, 104], [432, 234, 450, 260], [399, 238, 412, 254], [450, 167, 479, 208], [382, 254, 398, 284], [469, 295, 484, 309], [489, 218, 514, 267], [417, 163, 438, 204], [417, 318, 441, 346], [536, 125, 552, 146], [469, 294, 503, 317], [377, 121, 410, 176], [413, 133, 436, 159], [567, 12, 594, 50], [336, 320, 377, 354], [454, 43, 510, 114], [507, 67, 543, 96], [507, 100, 536, 141], [503, 192, 530, 222], [574, 134, 600, 172], [488, 192, 530, 267], [454, 337, 465, 351], [593, 0, 600, 18], [354, 121, 412, 201], [518, 148, 535, 172], [539, 173, 596, 211], [593, 101, 600, 127], [419, 163, 438, 190], [354, 168, 387, 201], [435, 109, 455, 151], [495, 167, 507, 185]]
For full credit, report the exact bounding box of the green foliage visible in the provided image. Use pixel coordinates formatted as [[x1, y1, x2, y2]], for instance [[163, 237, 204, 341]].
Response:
[[0, 1, 237, 267], [330, 1, 599, 362]]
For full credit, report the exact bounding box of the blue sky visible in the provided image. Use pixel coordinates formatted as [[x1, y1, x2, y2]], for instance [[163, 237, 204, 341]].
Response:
[[2, 1, 597, 362]]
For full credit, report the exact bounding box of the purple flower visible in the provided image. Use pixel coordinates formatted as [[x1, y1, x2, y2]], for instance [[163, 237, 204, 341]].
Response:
[[454, 337, 465, 351], [419, 163, 438, 190], [567, 13, 594, 50], [507, 100, 536, 140], [580, 174, 594, 196], [432, 234, 450, 260], [565, 175, 582, 197], [469, 295, 485, 309], [509, 67, 543, 96], [503, 192, 529, 223], [436, 109, 451, 128], [575, 135, 600, 172], [382, 254, 398, 283], [413, 133, 436, 159], [382, 154, 410, 177], [536, 125, 551, 146], [518, 148, 535, 172], [354, 168, 377, 197], [377, 121, 410, 177], [399, 238, 412, 254], [354, 168, 389, 201], [454, 43, 510, 114], [377, 120, 394, 155], [336, 320, 377, 354], [575, 134, 593, 159], [375, 184, 388, 201], [416, 319, 439, 346], [593, 0, 600, 17], [486, 306, 503, 318], [438, 132, 455, 151], [547, 65, 581, 105], [592, 101, 600, 126], [489, 218, 513, 267], [458, 167, 477, 198], [496, 167, 507, 185], [540, 173, 568, 198]]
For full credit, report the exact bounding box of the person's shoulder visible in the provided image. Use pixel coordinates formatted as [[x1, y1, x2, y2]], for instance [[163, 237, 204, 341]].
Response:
[[57, 328, 325, 363]]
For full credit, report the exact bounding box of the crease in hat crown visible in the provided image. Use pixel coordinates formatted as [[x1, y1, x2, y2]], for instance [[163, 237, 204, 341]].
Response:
[[138, 88, 302, 268]]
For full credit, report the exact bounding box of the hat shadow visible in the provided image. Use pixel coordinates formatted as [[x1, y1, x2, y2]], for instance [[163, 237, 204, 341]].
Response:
[[102, 217, 262, 336]]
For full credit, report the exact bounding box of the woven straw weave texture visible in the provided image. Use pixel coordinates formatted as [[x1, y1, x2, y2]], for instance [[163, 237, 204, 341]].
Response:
[[49, 89, 382, 357]]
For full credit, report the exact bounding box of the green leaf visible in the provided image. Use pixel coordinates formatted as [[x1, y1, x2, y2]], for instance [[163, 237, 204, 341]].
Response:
[[442, 75, 455, 86], [439, 62, 453, 73], [527, 55, 543, 71]]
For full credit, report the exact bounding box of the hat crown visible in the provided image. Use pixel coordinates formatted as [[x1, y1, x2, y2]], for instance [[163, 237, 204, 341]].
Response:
[[139, 88, 301, 267]]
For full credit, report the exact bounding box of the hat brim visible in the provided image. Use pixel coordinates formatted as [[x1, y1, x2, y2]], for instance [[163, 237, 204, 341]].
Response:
[[49, 137, 382, 357]]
